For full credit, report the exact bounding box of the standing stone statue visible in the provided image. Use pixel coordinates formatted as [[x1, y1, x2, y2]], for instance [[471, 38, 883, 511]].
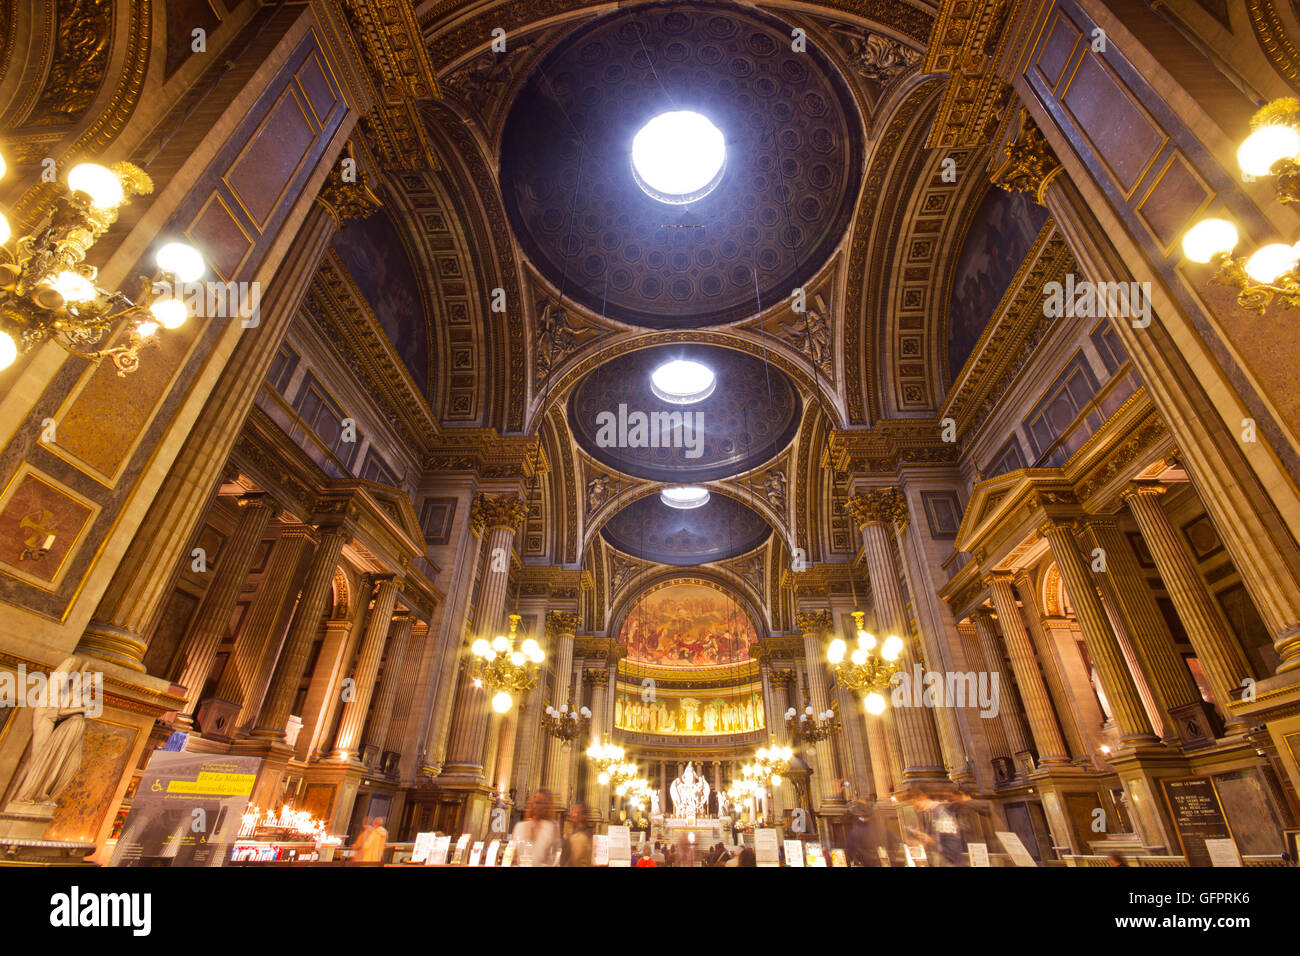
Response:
[[12, 657, 94, 806]]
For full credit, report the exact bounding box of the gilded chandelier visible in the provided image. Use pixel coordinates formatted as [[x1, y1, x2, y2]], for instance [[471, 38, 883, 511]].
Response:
[[827, 610, 904, 715], [785, 704, 839, 742], [541, 701, 591, 741], [1182, 97, 1300, 314], [586, 737, 637, 787], [471, 613, 544, 713], [0, 152, 206, 374], [744, 744, 792, 788]]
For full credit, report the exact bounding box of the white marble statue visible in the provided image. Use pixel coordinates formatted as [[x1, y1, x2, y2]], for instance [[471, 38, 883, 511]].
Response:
[[669, 762, 710, 820], [12, 657, 93, 805], [650, 789, 660, 815], [718, 792, 729, 818]]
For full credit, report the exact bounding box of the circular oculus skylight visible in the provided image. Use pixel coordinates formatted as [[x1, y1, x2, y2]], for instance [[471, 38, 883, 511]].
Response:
[[650, 359, 716, 404], [630, 110, 726, 204], [660, 486, 711, 509]]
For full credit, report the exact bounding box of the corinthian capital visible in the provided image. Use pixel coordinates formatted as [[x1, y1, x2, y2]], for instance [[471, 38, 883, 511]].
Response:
[[845, 487, 908, 530], [317, 152, 382, 226], [990, 109, 1063, 206], [471, 493, 528, 534], [546, 609, 581, 638], [795, 610, 833, 636]]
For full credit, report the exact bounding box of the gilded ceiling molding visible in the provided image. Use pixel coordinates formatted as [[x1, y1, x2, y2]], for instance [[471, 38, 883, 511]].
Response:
[[843, 77, 943, 424], [423, 430, 544, 480], [922, 0, 1023, 149], [420, 0, 933, 71], [826, 420, 959, 474], [305, 253, 440, 453], [336, 0, 440, 169], [422, 101, 526, 432], [541, 406, 579, 564], [26, 0, 112, 128], [989, 109, 1064, 206], [939, 228, 1074, 439], [1248, 0, 1300, 90]]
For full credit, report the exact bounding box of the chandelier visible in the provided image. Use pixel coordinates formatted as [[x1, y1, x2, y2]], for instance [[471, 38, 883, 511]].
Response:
[[785, 704, 839, 742], [471, 613, 545, 713], [744, 745, 792, 788], [0, 152, 206, 374], [614, 776, 652, 811], [1182, 97, 1300, 314], [827, 610, 903, 715], [541, 701, 591, 741], [586, 737, 637, 787]]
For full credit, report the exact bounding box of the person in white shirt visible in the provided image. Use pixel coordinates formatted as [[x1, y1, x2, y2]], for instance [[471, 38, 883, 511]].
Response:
[[511, 789, 560, 866]]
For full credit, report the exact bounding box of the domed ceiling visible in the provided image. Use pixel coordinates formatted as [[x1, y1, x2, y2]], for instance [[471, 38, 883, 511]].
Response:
[[569, 344, 801, 482], [499, 2, 864, 328], [602, 492, 770, 565]]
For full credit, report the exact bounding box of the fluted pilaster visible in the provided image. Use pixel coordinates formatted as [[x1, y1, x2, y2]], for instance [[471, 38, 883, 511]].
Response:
[[331, 578, 400, 756], [253, 527, 349, 739], [174, 493, 275, 718], [972, 608, 1035, 760]]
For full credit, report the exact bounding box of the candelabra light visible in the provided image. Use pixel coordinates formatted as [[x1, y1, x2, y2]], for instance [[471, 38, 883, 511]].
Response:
[[471, 613, 544, 713], [826, 610, 903, 715], [744, 744, 793, 788], [541, 702, 591, 741], [785, 704, 839, 742], [0, 151, 207, 374], [586, 737, 637, 787], [1183, 97, 1300, 314]]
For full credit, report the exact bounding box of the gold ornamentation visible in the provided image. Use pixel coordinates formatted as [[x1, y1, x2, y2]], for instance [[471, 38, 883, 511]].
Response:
[[845, 487, 908, 529], [471, 493, 528, 533], [317, 156, 382, 226], [545, 609, 580, 637], [30, 0, 111, 126], [990, 109, 1063, 205], [795, 609, 833, 636]]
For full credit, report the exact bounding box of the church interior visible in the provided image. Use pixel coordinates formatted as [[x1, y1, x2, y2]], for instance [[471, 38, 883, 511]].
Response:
[[0, 0, 1299, 876]]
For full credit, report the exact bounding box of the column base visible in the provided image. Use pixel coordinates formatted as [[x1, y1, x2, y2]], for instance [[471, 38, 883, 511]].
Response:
[[76, 621, 148, 672]]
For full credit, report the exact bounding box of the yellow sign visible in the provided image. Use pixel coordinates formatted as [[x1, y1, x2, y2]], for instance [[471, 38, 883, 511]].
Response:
[[166, 770, 256, 797]]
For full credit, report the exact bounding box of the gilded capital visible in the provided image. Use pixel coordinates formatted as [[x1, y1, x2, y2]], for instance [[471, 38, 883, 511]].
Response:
[[795, 609, 833, 636], [845, 487, 908, 529], [1121, 482, 1168, 502], [990, 109, 1063, 205], [471, 493, 529, 533], [546, 609, 581, 637], [317, 154, 382, 226]]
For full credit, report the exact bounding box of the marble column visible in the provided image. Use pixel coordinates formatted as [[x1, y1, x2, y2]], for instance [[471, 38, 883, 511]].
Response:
[[1014, 569, 1092, 760], [1081, 519, 1204, 738], [77, 197, 356, 671], [212, 526, 314, 723], [847, 489, 946, 782], [253, 526, 349, 740], [541, 611, 579, 798], [797, 611, 846, 812], [1040, 519, 1156, 743], [958, 621, 1012, 761], [1122, 484, 1251, 731], [973, 609, 1035, 761], [761, 663, 792, 817], [359, 606, 414, 758], [987, 575, 1070, 764], [330, 579, 401, 758], [299, 617, 358, 759], [441, 494, 527, 781], [384, 620, 428, 761], [508, 610, 547, 802], [174, 493, 275, 720], [585, 665, 608, 814]]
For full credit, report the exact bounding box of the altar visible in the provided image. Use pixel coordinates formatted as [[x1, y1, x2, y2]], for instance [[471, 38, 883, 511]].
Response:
[[660, 817, 726, 844]]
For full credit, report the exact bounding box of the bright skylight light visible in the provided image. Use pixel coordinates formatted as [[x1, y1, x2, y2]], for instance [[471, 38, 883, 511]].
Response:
[[660, 486, 711, 509], [650, 359, 715, 404], [631, 110, 726, 204]]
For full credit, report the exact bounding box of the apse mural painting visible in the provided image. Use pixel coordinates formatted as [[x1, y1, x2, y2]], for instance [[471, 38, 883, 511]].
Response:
[[946, 185, 1049, 384], [618, 583, 756, 667], [331, 210, 430, 394], [615, 687, 764, 736]]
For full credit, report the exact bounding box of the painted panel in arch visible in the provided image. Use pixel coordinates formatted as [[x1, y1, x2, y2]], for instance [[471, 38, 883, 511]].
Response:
[[946, 187, 1049, 383], [618, 583, 756, 668], [331, 211, 430, 393], [44, 720, 138, 843]]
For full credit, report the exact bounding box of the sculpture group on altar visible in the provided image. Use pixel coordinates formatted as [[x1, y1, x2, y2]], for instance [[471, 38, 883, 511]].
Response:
[[669, 762, 711, 820]]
